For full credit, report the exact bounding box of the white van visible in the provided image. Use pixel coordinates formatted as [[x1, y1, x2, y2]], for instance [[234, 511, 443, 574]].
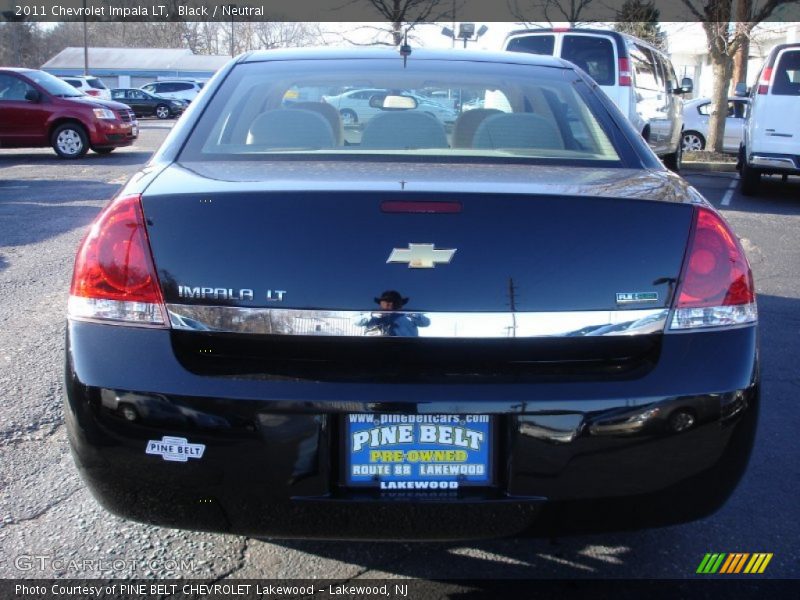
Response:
[[738, 43, 800, 195], [504, 28, 691, 171]]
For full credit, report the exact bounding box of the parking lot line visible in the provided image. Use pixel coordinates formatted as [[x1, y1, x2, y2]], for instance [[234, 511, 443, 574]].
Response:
[[721, 178, 738, 207]]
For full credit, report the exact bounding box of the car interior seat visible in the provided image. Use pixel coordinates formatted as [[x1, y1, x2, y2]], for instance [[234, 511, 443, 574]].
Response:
[[360, 111, 448, 149], [247, 109, 336, 149], [451, 108, 503, 148], [472, 113, 565, 150], [291, 102, 344, 145]]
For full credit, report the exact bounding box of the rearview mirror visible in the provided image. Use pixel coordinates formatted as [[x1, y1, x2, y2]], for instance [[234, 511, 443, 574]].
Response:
[[25, 89, 41, 103], [369, 94, 418, 110], [734, 81, 749, 97], [677, 77, 693, 95]]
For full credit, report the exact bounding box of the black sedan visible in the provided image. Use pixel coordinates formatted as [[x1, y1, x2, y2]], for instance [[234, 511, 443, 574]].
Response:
[[66, 48, 758, 540], [110, 88, 186, 119]]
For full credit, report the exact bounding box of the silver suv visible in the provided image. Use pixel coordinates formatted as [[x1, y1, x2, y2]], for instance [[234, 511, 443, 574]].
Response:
[[140, 80, 203, 103]]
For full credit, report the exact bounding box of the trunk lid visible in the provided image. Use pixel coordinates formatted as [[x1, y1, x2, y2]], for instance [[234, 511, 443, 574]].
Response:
[[142, 162, 694, 314]]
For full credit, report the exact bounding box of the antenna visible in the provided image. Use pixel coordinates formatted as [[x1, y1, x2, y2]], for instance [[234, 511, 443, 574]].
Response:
[[399, 30, 412, 68]]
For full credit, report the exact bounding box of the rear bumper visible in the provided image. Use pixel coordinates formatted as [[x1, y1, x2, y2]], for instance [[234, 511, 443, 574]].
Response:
[[748, 152, 800, 174], [65, 320, 759, 540]]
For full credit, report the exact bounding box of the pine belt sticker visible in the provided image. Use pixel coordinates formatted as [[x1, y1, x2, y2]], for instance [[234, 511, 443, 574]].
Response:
[[146, 436, 205, 462]]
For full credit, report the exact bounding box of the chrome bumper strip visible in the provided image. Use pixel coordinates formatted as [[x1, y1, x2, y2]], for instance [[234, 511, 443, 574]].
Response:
[[751, 155, 798, 170], [166, 305, 669, 338]]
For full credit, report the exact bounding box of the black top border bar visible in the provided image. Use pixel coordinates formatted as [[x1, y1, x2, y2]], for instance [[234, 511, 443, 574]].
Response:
[[3, 0, 799, 23]]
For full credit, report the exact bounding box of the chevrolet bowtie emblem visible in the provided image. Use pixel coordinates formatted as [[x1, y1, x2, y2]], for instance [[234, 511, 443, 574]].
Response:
[[387, 243, 456, 269]]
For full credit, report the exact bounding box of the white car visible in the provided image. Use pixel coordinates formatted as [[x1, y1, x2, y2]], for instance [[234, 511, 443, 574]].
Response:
[[739, 42, 800, 195], [322, 88, 457, 126], [59, 75, 111, 100], [140, 80, 204, 103], [505, 27, 690, 171], [681, 97, 749, 153]]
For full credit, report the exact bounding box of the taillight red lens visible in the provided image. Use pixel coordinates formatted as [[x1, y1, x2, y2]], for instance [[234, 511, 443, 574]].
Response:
[[618, 57, 632, 86], [87, 89, 100, 96], [71, 194, 163, 304], [757, 67, 773, 94], [675, 207, 754, 308]]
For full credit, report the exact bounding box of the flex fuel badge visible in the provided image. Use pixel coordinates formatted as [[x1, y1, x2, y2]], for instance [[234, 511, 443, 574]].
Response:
[[146, 436, 205, 462]]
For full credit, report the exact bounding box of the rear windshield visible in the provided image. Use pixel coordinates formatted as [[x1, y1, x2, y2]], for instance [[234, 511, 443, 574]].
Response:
[[87, 77, 107, 90], [32, 72, 83, 97], [506, 35, 555, 56], [181, 58, 620, 165], [561, 35, 615, 86], [773, 50, 800, 95]]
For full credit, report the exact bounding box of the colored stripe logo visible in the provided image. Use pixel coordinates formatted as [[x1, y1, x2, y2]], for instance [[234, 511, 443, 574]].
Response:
[[696, 553, 773, 574]]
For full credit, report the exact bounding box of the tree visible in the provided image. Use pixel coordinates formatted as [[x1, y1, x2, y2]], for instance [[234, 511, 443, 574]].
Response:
[[354, 0, 450, 46], [0, 21, 44, 68], [614, 0, 664, 50], [680, 0, 793, 153], [509, 0, 597, 26]]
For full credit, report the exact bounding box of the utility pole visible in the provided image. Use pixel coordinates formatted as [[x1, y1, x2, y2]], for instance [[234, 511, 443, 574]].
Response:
[[507, 277, 517, 338], [228, 4, 236, 57], [82, 0, 89, 75]]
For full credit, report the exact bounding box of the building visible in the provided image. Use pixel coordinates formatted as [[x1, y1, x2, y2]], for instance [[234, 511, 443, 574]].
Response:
[[668, 23, 799, 98], [41, 47, 230, 88]]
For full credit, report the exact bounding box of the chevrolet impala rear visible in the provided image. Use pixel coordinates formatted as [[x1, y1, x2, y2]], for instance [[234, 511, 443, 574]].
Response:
[[64, 49, 758, 540]]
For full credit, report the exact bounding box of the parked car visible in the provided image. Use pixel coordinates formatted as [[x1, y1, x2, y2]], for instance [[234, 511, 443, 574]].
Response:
[[66, 48, 757, 540], [322, 88, 457, 126], [738, 42, 800, 195], [140, 80, 203, 103], [0, 68, 137, 157], [59, 75, 111, 100], [682, 97, 749, 153], [111, 88, 186, 119], [504, 28, 691, 171]]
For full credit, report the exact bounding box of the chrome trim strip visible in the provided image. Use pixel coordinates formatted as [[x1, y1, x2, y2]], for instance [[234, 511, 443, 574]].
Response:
[[166, 305, 669, 338], [751, 155, 798, 169]]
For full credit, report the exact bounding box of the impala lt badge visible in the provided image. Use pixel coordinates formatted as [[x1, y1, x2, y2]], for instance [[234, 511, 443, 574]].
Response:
[[387, 243, 456, 269]]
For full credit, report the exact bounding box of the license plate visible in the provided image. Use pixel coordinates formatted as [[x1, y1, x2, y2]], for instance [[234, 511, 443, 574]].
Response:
[[132, 125, 138, 136], [345, 414, 492, 490]]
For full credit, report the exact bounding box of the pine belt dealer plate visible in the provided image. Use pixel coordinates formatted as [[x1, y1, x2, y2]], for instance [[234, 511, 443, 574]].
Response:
[[345, 414, 493, 490]]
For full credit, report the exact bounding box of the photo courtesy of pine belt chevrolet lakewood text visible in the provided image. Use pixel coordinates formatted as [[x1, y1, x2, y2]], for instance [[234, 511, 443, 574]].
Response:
[[65, 48, 758, 540]]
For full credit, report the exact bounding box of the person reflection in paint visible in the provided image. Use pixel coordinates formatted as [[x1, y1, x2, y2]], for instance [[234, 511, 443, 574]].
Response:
[[357, 290, 430, 337]]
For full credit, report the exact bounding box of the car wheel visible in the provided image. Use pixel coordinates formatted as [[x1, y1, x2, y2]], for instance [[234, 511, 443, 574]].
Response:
[[663, 140, 682, 173], [51, 123, 89, 158], [682, 131, 705, 152], [155, 104, 171, 120], [92, 147, 115, 154], [340, 109, 357, 126], [740, 158, 761, 196]]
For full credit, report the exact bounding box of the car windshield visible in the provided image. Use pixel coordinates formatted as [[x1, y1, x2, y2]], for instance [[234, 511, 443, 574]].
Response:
[[30, 71, 84, 97], [181, 57, 621, 164]]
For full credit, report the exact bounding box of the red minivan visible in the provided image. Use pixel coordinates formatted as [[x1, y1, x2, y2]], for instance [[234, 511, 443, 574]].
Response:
[[0, 68, 138, 158]]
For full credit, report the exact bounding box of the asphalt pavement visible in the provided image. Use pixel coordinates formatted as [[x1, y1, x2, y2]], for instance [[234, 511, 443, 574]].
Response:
[[0, 124, 798, 581]]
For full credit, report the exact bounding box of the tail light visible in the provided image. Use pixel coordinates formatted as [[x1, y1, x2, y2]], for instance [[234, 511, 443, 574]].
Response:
[[757, 67, 773, 94], [669, 207, 756, 330], [553, 27, 570, 32], [618, 57, 632, 86], [68, 194, 168, 327], [86, 89, 100, 96]]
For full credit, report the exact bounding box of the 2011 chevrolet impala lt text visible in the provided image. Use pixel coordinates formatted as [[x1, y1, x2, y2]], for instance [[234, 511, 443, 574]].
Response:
[[65, 48, 758, 540]]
